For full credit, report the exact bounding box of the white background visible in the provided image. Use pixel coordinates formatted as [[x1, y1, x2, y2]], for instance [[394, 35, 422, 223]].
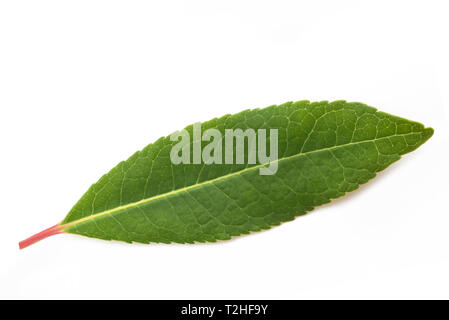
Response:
[[1, 1, 448, 299]]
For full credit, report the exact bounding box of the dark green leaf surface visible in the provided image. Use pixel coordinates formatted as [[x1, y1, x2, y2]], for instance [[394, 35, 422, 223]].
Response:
[[32, 101, 435, 245]]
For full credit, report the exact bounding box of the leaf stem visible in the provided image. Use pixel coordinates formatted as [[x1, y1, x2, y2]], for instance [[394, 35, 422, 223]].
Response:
[[19, 224, 63, 249]]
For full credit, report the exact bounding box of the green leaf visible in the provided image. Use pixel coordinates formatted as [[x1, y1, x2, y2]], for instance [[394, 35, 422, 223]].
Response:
[[19, 100, 433, 248]]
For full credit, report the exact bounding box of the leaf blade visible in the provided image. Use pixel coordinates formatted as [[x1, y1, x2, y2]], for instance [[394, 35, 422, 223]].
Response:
[[20, 100, 434, 247]]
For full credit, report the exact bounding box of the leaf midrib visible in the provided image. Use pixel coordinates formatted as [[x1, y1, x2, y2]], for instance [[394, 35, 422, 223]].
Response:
[[61, 132, 416, 230]]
